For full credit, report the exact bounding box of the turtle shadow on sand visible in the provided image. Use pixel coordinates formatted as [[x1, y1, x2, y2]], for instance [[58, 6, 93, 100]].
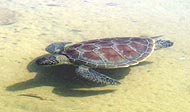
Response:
[[6, 55, 152, 97]]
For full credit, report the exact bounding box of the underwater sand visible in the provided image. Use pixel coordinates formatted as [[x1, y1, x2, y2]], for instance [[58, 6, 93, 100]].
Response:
[[0, 0, 190, 112]]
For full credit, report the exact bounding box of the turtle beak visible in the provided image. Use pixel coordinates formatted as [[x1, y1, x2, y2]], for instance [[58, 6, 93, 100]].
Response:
[[36, 55, 58, 66]]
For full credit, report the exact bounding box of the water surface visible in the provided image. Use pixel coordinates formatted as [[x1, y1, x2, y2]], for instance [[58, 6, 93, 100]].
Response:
[[0, 0, 190, 112]]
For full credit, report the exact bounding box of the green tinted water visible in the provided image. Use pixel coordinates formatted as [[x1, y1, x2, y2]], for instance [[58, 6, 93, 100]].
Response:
[[0, 0, 190, 112]]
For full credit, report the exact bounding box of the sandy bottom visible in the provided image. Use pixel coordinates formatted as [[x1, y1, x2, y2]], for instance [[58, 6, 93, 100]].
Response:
[[0, 0, 190, 112]]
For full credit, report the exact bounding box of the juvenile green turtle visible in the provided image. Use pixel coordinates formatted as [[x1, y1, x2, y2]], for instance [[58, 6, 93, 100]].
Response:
[[36, 36, 173, 85]]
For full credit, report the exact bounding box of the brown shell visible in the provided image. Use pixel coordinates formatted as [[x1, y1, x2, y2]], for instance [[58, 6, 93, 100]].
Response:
[[64, 37, 155, 68]]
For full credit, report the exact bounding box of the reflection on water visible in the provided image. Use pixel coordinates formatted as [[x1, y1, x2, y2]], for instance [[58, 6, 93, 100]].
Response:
[[7, 55, 130, 97], [7, 56, 153, 98]]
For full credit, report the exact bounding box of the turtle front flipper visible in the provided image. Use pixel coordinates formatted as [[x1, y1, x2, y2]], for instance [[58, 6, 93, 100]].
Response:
[[75, 66, 120, 85], [46, 42, 72, 54]]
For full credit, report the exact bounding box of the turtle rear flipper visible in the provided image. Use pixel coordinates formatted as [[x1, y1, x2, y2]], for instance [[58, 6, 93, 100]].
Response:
[[155, 39, 174, 50], [76, 66, 120, 85]]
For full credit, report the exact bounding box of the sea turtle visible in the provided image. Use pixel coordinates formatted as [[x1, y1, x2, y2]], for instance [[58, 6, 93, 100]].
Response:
[[36, 36, 173, 85]]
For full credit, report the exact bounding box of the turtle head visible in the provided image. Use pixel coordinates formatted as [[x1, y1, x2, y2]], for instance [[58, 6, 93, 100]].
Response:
[[46, 42, 72, 54], [36, 55, 71, 66]]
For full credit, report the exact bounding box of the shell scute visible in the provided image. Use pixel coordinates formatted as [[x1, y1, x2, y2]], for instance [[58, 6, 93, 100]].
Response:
[[131, 38, 148, 44], [116, 45, 139, 59], [66, 49, 79, 59], [97, 41, 113, 46], [98, 48, 123, 62], [114, 38, 131, 44], [83, 52, 101, 60], [129, 42, 147, 53], [146, 47, 153, 53], [81, 44, 96, 51]]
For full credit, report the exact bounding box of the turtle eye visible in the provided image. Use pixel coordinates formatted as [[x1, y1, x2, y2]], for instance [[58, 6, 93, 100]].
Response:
[[49, 60, 59, 65]]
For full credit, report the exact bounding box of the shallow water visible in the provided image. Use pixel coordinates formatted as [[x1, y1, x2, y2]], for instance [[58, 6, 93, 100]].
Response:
[[0, 0, 190, 112]]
